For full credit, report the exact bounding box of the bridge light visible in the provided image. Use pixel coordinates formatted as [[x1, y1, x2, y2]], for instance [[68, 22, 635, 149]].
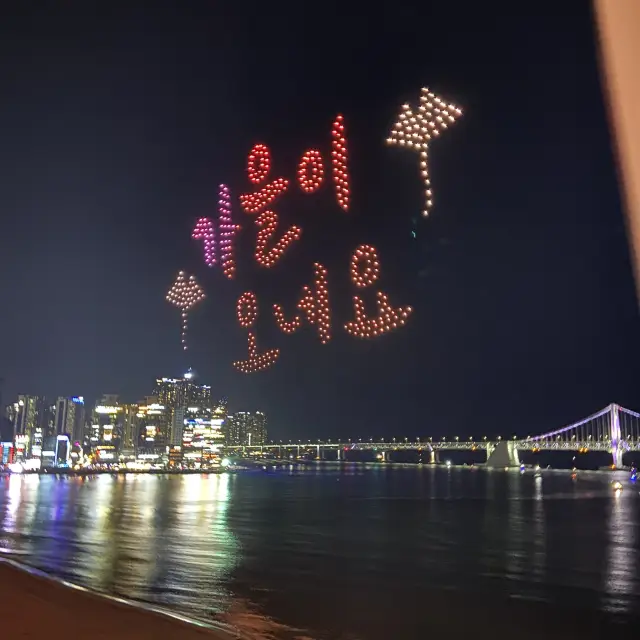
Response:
[[513, 435, 516, 440], [455, 436, 459, 441], [469, 437, 473, 441], [497, 436, 502, 441]]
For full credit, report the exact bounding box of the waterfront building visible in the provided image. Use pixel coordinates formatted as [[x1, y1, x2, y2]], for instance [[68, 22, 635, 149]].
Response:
[[0, 442, 14, 464], [152, 371, 212, 411], [181, 405, 225, 466], [90, 395, 125, 450], [41, 434, 70, 468], [170, 406, 185, 447], [53, 396, 85, 443], [135, 398, 171, 460], [224, 411, 267, 446], [121, 403, 139, 456], [12, 395, 47, 459]]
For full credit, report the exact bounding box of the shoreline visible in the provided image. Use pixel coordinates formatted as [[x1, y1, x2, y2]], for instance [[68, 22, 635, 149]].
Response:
[[0, 558, 234, 639], [0, 461, 632, 478]]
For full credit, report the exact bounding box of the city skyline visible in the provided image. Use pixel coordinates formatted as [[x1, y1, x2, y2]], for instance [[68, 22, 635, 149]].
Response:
[[0, 2, 638, 442], [2, 369, 269, 469]]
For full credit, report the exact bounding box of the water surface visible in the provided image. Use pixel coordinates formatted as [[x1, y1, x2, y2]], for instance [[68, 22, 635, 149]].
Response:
[[0, 465, 638, 638]]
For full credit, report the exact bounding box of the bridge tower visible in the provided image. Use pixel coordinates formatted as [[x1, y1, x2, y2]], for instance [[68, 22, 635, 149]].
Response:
[[610, 403, 624, 468], [486, 441, 520, 467]]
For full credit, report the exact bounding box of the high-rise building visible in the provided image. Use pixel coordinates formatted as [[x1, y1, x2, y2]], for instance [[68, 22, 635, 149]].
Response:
[[121, 403, 139, 454], [136, 398, 171, 453], [54, 396, 85, 443], [224, 411, 267, 446], [90, 395, 125, 450], [181, 405, 225, 465], [153, 371, 212, 411], [12, 395, 47, 458], [170, 407, 185, 447]]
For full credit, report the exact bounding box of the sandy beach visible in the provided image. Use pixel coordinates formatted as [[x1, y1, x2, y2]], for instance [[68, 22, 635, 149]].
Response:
[[0, 560, 231, 639]]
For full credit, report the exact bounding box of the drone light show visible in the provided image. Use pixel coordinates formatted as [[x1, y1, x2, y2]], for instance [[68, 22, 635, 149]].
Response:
[[173, 87, 461, 371]]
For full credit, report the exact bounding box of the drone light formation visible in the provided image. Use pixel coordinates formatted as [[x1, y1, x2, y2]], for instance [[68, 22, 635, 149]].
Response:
[[233, 291, 280, 373], [255, 210, 302, 268], [331, 115, 350, 211], [273, 262, 331, 343], [181, 91, 460, 368], [247, 143, 271, 184], [240, 143, 288, 214], [350, 244, 380, 288], [345, 291, 413, 338], [297, 149, 324, 193], [192, 217, 216, 266], [218, 184, 240, 279], [236, 291, 258, 328], [240, 177, 289, 214], [386, 87, 462, 216], [166, 271, 205, 350], [344, 245, 413, 338]]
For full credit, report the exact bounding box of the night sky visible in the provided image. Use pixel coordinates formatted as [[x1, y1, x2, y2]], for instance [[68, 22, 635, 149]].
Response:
[[0, 1, 638, 440]]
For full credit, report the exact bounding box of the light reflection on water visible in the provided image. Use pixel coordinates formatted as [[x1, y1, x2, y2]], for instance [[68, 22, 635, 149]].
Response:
[[0, 466, 638, 639]]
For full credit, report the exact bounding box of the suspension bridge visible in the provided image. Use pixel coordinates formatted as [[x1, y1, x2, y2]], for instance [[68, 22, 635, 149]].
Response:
[[225, 403, 640, 468]]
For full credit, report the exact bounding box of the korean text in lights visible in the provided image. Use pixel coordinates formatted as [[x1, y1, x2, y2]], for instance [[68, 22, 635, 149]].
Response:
[[331, 115, 350, 211], [166, 271, 205, 351], [247, 143, 271, 184], [240, 143, 301, 268], [233, 291, 279, 373], [386, 87, 462, 216], [240, 143, 288, 214], [273, 262, 331, 343], [350, 245, 380, 288], [255, 210, 302, 268], [218, 184, 240, 279], [192, 217, 216, 267], [297, 149, 324, 193], [344, 245, 412, 338]]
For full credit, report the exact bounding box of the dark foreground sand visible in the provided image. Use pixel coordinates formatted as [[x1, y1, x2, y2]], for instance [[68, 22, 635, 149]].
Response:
[[3, 558, 640, 639], [0, 561, 231, 639]]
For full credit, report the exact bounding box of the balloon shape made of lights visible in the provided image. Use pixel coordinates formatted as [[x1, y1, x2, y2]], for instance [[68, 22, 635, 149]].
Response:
[[386, 87, 462, 216], [166, 271, 205, 351]]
